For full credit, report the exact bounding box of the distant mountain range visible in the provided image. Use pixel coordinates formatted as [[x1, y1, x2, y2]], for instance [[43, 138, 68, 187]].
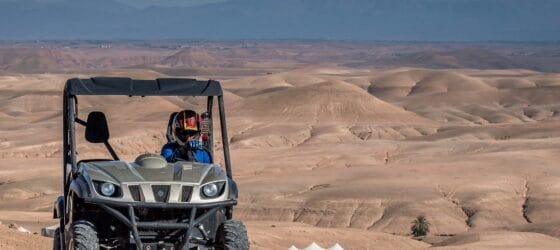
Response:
[[0, 0, 559, 41], [2, 41, 560, 73]]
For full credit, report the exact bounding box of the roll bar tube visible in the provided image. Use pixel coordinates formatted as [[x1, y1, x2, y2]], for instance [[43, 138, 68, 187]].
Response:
[[218, 95, 232, 179]]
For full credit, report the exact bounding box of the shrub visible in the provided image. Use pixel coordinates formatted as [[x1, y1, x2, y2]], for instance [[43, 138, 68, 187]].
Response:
[[411, 215, 430, 237]]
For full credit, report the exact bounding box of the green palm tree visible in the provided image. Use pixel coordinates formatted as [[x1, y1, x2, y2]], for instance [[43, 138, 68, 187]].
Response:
[[411, 215, 430, 237]]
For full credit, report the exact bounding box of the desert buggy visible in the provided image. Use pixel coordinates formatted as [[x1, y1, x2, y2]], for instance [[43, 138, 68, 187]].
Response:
[[52, 77, 249, 249]]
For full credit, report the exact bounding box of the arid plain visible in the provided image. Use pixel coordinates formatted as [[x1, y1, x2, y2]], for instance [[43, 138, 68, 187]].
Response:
[[1, 41, 560, 249]]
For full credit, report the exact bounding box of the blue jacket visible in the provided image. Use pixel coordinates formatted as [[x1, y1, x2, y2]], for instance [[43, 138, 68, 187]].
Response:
[[161, 142, 212, 163]]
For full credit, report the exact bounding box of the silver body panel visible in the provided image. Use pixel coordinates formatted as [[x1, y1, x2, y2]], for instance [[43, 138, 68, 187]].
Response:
[[75, 154, 229, 203]]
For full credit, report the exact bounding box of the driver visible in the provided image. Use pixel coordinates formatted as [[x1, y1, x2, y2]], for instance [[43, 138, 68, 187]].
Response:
[[161, 110, 212, 163]]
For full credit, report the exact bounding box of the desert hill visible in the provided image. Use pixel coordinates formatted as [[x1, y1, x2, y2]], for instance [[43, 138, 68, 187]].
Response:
[[379, 48, 528, 70], [1, 63, 560, 249], [364, 69, 560, 126], [159, 48, 228, 68], [2, 42, 560, 75], [232, 79, 433, 124], [0, 48, 77, 74], [226, 78, 436, 148], [431, 231, 560, 249]]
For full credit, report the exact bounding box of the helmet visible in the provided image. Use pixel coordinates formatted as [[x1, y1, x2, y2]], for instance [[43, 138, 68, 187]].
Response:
[[171, 110, 201, 146]]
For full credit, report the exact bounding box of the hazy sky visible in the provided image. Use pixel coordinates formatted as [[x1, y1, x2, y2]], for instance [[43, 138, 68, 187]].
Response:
[[1, 0, 559, 41], [115, 0, 227, 8], [0, 0, 227, 8]]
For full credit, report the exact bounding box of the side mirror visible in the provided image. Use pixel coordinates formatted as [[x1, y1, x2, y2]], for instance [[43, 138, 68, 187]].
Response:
[[85, 111, 110, 143]]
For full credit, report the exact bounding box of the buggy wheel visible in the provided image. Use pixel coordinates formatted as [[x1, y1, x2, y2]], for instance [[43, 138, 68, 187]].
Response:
[[67, 220, 99, 250], [53, 228, 61, 250], [214, 220, 249, 250]]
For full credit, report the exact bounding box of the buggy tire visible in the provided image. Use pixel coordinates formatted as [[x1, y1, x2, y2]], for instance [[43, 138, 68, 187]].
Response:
[[215, 220, 249, 250], [68, 220, 99, 250], [53, 228, 61, 250]]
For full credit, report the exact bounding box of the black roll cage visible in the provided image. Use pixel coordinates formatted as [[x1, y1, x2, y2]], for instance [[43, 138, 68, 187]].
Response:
[[62, 77, 233, 199]]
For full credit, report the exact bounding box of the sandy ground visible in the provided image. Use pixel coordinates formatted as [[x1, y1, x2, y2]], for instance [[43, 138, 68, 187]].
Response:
[[1, 65, 560, 249]]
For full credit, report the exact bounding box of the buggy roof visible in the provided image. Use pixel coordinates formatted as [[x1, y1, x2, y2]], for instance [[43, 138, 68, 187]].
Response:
[[65, 77, 223, 96]]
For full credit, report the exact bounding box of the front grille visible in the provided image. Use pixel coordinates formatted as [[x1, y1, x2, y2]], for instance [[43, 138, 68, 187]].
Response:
[[129, 185, 142, 201], [151, 185, 170, 202], [181, 186, 193, 202]]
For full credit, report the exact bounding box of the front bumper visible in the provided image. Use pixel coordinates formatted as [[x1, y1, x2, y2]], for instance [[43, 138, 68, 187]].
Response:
[[83, 197, 237, 249]]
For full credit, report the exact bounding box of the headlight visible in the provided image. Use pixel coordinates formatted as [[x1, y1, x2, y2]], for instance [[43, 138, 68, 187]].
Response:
[[100, 182, 116, 196], [202, 183, 219, 197]]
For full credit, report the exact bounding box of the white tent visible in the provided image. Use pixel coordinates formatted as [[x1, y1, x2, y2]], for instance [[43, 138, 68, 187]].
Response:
[[288, 242, 344, 250], [303, 242, 325, 250], [328, 243, 344, 250]]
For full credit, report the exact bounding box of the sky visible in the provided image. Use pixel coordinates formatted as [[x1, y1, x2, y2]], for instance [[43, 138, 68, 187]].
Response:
[[0, 0, 559, 41], [114, 0, 227, 8], [0, 0, 227, 8]]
